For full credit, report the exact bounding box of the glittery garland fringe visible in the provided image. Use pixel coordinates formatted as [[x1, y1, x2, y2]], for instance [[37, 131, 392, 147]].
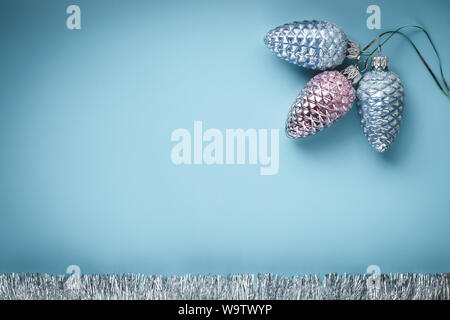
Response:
[[0, 273, 448, 300]]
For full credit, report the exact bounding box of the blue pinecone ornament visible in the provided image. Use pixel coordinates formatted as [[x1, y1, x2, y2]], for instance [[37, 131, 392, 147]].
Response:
[[264, 20, 359, 70], [357, 56, 404, 152]]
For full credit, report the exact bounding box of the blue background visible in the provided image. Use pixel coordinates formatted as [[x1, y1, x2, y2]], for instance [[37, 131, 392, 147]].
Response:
[[0, 0, 449, 275]]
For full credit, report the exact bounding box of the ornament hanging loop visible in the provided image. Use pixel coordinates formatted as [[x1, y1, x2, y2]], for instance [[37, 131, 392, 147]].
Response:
[[376, 44, 382, 56]]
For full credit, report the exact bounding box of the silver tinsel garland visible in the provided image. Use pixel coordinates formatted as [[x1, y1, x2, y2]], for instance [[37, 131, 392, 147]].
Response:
[[0, 273, 448, 300]]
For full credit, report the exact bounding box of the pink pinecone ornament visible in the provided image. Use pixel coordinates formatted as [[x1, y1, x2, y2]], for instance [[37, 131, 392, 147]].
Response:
[[286, 66, 360, 138]]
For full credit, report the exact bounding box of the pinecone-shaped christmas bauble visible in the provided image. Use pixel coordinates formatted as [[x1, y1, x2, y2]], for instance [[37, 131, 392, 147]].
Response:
[[286, 66, 360, 138], [357, 56, 404, 152], [264, 20, 360, 70]]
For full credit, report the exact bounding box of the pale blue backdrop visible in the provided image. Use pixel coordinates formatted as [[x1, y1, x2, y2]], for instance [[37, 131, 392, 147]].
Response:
[[0, 0, 449, 275]]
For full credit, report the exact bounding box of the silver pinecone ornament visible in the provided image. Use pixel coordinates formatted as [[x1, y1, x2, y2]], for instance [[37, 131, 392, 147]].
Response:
[[357, 56, 404, 152], [264, 20, 360, 70]]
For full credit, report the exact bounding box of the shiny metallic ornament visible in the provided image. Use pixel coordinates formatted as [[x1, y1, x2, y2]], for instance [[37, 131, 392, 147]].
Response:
[[357, 56, 404, 152], [286, 66, 359, 139], [264, 20, 360, 70]]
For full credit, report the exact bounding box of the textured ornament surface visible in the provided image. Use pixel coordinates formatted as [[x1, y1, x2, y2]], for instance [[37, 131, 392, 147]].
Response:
[[286, 71, 355, 138], [264, 20, 349, 70], [357, 69, 404, 152]]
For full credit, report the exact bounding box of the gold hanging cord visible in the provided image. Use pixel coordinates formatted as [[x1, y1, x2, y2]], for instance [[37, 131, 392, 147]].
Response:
[[356, 26, 449, 98]]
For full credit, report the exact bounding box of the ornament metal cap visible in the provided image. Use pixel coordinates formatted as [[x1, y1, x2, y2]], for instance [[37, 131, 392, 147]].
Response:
[[346, 41, 360, 60], [371, 56, 389, 70], [341, 65, 361, 85]]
